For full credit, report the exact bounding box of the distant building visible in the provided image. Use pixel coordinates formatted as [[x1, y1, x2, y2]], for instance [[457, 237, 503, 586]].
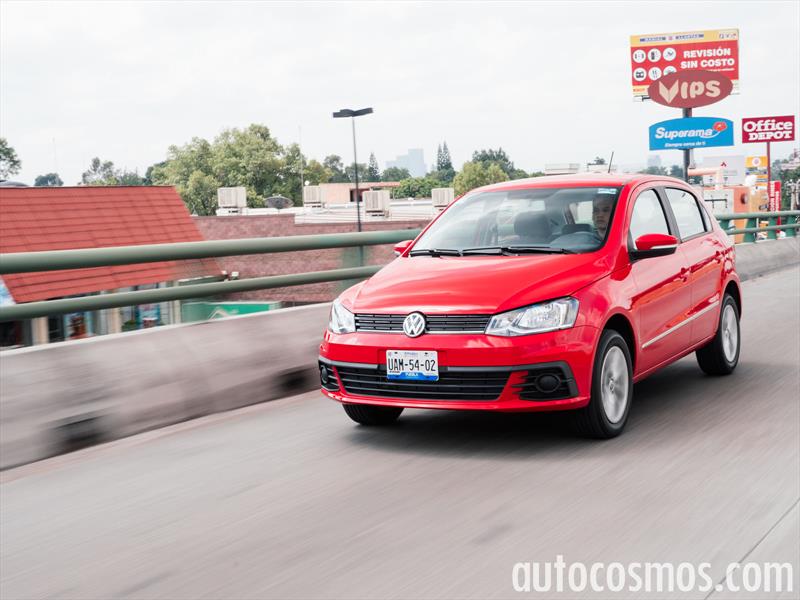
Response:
[[386, 149, 426, 178], [0, 186, 220, 348], [647, 155, 662, 169], [302, 181, 401, 206]]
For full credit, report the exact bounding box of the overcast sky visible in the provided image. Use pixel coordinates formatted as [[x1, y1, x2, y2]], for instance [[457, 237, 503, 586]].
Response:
[[1, 1, 798, 185]]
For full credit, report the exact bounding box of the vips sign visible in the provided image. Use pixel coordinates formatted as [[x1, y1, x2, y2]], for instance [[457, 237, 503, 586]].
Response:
[[647, 70, 733, 108], [741, 116, 796, 143], [630, 28, 739, 98], [649, 117, 734, 150]]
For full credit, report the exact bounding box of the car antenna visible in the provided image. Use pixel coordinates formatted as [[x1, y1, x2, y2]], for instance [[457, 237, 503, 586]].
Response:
[[607, 151, 614, 173]]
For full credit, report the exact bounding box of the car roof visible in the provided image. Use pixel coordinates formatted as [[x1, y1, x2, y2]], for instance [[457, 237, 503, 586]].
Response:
[[475, 172, 686, 193]]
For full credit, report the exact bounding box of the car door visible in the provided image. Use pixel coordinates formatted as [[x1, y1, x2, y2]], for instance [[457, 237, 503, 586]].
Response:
[[627, 186, 693, 373], [662, 186, 725, 346]]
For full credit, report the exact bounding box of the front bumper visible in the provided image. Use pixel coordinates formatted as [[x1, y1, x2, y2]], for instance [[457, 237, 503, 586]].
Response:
[[318, 325, 598, 412]]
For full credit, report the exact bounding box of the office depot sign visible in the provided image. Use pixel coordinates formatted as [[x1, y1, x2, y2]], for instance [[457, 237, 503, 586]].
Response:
[[741, 116, 796, 143], [647, 70, 732, 108]]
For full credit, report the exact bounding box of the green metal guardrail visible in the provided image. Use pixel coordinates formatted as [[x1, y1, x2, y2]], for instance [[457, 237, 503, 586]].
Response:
[[716, 211, 800, 243], [0, 229, 421, 322], [1, 210, 798, 322]]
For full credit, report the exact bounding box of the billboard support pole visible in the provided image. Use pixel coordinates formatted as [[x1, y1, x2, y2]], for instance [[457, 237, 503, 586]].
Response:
[[682, 107, 692, 182]]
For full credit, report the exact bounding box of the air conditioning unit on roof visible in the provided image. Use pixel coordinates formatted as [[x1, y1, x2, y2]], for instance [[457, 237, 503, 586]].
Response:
[[431, 188, 455, 212], [363, 190, 391, 217], [303, 185, 324, 208], [217, 187, 247, 210]]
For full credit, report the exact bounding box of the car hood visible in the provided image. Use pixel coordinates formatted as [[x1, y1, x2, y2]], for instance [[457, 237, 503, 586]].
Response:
[[343, 253, 612, 314]]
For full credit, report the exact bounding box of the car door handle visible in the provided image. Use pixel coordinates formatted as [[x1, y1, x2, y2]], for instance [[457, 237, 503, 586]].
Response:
[[714, 251, 723, 263], [679, 268, 690, 282]]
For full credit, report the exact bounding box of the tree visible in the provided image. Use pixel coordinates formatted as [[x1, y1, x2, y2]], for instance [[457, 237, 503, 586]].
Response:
[[81, 158, 118, 185], [303, 159, 332, 185], [323, 155, 349, 182], [0, 138, 22, 178], [472, 147, 514, 176], [382, 166, 411, 182], [81, 157, 145, 186], [509, 168, 529, 180], [453, 161, 509, 196], [392, 176, 443, 199], [366, 153, 381, 182], [345, 163, 368, 183], [669, 165, 683, 179], [433, 141, 455, 183], [438, 142, 453, 172], [592, 156, 607, 165], [34, 173, 63, 187]]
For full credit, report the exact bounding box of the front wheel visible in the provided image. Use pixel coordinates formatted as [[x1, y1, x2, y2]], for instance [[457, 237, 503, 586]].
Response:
[[696, 294, 740, 375], [572, 330, 633, 439], [343, 403, 404, 426]]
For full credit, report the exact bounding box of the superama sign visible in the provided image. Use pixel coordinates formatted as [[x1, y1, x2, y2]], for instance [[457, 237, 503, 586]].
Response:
[[630, 28, 739, 98], [649, 117, 734, 151]]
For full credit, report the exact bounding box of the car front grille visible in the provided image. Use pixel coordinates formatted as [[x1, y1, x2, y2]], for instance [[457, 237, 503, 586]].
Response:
[[354, 313, 492, 333], [334, 365, 509, 400]]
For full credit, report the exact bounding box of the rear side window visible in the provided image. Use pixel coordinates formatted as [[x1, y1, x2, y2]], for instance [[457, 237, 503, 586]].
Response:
[[665, 188, 706, 239], [630, 189, 670, 241]]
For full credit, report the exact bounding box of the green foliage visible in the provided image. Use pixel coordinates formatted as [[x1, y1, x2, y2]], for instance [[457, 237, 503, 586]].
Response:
[[592, 156, 607, 165], [323, 155, 349, 183], [150, 124, 308, 214], [509, 168, 529, 180], [81, 157, 145, 186], [382, 166, 411, 182], [34, 173, 63, 187], [392, 176, 444, 199], [773, 157, 800, 209], [471, 147, 514, 176], [366, 153, 381, 182], [0, 138, 21, 178], [304, 159, 331, 185], [344, 163, 368, 183], [453, 161, 509, 196]]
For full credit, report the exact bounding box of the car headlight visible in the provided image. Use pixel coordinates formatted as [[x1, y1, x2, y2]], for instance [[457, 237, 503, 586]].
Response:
[[328, 298, 356, 334], [485, 297, 579, 336]]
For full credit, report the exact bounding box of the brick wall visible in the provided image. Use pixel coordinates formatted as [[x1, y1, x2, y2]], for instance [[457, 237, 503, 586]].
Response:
[[194, 214, 429, 303]]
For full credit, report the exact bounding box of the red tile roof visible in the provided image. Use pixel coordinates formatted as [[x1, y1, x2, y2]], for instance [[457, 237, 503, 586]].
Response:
[[0, 186, 220, 303]]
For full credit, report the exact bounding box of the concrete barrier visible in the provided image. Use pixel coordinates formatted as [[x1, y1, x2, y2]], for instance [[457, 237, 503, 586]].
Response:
[[733, 237, 800, 282], [1, 238, 798, 469]]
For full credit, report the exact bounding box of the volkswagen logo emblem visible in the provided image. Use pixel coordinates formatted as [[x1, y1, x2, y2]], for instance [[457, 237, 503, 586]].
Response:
[[403, 312, 426, 338]]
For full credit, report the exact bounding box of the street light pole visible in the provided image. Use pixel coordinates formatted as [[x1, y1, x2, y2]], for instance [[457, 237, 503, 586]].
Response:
[[332, 107, 373, 234], [350, 117, 362, 233]]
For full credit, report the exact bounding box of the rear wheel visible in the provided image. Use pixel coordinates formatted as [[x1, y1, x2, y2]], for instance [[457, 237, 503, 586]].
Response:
[[696, 294, 740, 375], [572, 330, 633, 439], [343, 403, 404, 426]]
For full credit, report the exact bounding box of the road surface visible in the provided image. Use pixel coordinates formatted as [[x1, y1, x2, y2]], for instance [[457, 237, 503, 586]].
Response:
[[1, 268, 798, 599]]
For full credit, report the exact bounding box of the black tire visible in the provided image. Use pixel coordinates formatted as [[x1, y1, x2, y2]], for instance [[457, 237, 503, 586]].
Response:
[[696, 294, 740, 375], [572, 330, 633, 439], [343, 403, 404, 426]]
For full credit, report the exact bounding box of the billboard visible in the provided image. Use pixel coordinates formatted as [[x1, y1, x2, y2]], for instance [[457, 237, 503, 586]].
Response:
[[745, 156, 769, 191], [769, 181, 782, 212], [649, 117, 734, 150], [741, 116, 796, 143], [701, 155, 746, 185], [630, 29, 739, 98]]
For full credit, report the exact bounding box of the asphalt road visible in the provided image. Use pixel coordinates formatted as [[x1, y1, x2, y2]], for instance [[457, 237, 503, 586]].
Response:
[[1, 268, 798, 600]]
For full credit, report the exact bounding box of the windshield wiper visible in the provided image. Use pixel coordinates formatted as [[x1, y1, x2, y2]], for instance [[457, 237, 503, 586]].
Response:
[[408, 248, 463, 257], [461, 246, 575, 255]]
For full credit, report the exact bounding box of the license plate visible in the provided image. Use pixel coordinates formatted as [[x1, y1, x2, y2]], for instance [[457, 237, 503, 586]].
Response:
[[386, 350, 439, 381]]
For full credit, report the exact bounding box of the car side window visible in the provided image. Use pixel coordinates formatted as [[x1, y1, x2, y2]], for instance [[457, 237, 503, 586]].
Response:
[[630, 189, 670, 242], [665, 188, 706, 239]]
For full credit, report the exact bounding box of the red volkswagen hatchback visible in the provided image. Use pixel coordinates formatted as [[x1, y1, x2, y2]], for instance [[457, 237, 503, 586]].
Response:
[[319, 174, 741, 437]]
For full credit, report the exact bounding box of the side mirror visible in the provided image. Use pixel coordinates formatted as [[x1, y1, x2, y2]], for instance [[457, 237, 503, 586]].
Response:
[[631, 233, 679, 260], [393, 239, 414, 256]]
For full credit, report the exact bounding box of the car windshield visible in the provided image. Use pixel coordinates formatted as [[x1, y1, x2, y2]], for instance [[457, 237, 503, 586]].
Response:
[[413, 186, 622, 254]]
